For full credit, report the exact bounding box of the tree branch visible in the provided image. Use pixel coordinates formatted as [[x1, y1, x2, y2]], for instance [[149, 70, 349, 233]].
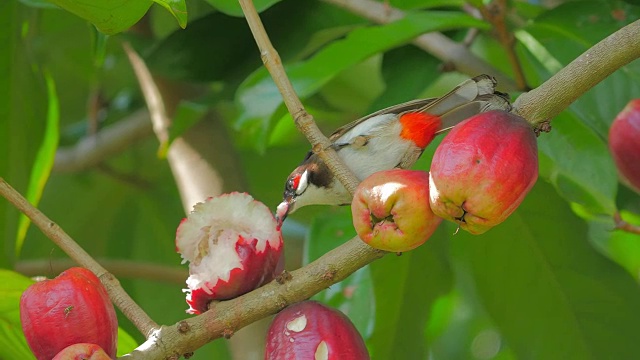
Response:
[[15, 258, 187, 285], [122, 237, 385, 359], [614, 212, 640, 235], [513, 20, 640, 126], [322, 0, 519, 91], [53, 110, 152, 173], [0, 178, 158, 337], [238, 0, 360, 195]]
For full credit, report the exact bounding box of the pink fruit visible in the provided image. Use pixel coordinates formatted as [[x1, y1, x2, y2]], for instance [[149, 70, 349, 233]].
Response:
[[265, 301, 370, 360], [429, 110, 538, 234], [609, 99, 640, 193], [176, 192, 284, 314], [351, 169, 442, 252], [20, 267, 118, 360], [52, 343, 111, 360]]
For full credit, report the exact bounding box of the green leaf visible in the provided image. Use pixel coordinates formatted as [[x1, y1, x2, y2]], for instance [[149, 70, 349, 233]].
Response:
[[367, 45, 440, 112], [450, 181, 640, 360], [306, 209, 375, 337], [47, 0, 152, 35], [203, 0, 280, 17], [15, 71, 59, 256], [537, 111, 618, 215], [587, 211, 640, 280], [152, 0, 188, 28], [116, 327, 139, 356], [235, 11, 488, 151], [158, 101, 208, 158], [0, 270, 35, 359], [368, 226, 454, 359]]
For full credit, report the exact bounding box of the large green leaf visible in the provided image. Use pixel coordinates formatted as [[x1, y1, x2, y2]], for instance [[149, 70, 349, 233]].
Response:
[[46, 0, 152, 35], [235, 11, 488, 151], [0, 270, 35, 359], [450, 180, 640, 360], [368, 226, 454, 360], [306, 209, 375, 338], [537, 111, 617, 215]]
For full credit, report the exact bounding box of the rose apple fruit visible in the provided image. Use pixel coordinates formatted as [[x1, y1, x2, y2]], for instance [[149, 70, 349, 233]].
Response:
[[429, 110, 538, 234], [609, 99, 640, 193], [265, 300, 369, 360], [351, 169, 442, 252], [176, 192, 284, 314], [52, 343, 111, 360], [20, 267, 118, 360]]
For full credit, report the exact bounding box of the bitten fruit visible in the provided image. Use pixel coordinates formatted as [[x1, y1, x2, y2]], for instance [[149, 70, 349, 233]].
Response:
[[20, 267, 118, 360], [265, 300, 370, 360], [609, 99, 640, 193], [351, 169, 442, 252], [52, 343, 112, 360], [176, 192, 284, 314], [429, 110, 538, 234]]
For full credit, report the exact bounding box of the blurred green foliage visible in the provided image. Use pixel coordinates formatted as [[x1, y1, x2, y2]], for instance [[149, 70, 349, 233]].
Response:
[[1, 0, 640, 359]]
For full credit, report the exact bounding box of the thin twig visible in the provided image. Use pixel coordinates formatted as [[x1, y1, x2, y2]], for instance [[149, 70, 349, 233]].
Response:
[[0, 178, 158, 337], [322, 0, 518, 91], [53, 109, 152, 173], [475, 0, 529, 91], [614, 212, 640, 235], [16, 258, 187, 285], [121, 237, 385, 359], [238, 0, 360, 195], [513, 20, 640, 127]]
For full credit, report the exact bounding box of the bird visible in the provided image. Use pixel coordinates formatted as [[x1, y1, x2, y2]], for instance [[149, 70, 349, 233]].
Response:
[[276, 74, 511, 223]]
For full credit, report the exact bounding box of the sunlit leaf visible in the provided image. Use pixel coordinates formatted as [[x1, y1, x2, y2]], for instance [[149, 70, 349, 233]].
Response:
[[152, 0, 188, 28], [0, 270, 35, 359], [47, 0, 152, 35], [15, 71, 59, 256]]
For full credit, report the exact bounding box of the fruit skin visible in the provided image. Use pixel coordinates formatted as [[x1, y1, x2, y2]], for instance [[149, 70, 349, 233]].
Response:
[[265, 300, 370, 360], [52, 343, 112, 360], [176, 192, 284, 314], [429, 110, 538, 234], [351, 169, 442, 252], [609, 99, 640, 193], [20, 267, 118, 360]]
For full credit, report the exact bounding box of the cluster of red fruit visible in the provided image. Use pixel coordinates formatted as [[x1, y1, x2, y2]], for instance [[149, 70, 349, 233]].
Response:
[[353, 110, 539, 252], [20, 267, 118, 360]]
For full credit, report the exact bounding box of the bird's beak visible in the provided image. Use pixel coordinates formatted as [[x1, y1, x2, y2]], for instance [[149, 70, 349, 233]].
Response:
[[275, 196, 294, 229]]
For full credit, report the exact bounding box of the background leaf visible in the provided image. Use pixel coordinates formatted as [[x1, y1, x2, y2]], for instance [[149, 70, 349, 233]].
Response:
[[46, 0, 153, 35]]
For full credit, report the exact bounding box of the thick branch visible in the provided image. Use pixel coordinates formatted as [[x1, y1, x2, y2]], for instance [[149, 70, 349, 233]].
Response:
[[0, 178, 158, 336], [238, 0, 360, 195], [322, 0, 518, 91], [122, 237, 385, 359], [513, 20, 640, 126]]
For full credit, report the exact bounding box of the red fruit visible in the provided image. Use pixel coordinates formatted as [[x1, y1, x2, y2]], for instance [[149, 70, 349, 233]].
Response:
[[176, 192, 284, 314], [265, 301, 370, 360], [52, 343, 111, 360], [429, 110, 538, 234], [609, 99, 640, 193], [351, 169, 442, 252], [20, 267, 118, 360]]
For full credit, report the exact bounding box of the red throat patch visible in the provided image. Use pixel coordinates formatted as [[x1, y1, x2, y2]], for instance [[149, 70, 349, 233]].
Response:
[[399, 112, 442, 148]]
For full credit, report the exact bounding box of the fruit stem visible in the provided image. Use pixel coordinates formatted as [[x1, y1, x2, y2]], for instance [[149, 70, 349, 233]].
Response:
[[613, 212, 640, 235]]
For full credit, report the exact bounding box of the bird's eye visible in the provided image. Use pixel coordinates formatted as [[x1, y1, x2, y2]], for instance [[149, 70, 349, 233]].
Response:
[[285, 173, 302, 194]]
